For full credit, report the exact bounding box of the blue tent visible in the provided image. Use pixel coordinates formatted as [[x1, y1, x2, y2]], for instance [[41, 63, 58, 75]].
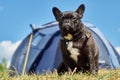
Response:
[[9, 21, 120, 75]]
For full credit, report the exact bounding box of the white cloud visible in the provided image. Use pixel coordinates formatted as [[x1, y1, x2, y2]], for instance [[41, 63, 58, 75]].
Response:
[[115, 47, 120, 55], [0, 40, 22, 66]]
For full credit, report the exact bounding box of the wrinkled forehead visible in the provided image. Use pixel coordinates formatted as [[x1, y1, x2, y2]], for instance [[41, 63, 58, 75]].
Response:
[[62, 11, 78, 17]]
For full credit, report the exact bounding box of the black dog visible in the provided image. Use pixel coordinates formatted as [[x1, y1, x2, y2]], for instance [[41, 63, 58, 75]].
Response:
[[52, 4, 99, 75]]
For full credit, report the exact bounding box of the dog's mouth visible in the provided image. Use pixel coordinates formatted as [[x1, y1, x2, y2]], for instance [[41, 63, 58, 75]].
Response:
[[61, 26, 74, 40], [62, 26, 74, 33]]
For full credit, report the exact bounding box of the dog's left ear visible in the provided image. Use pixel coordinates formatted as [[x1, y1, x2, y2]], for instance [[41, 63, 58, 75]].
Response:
[[52, 7, 62, 21], [76, 4, 85, 18]]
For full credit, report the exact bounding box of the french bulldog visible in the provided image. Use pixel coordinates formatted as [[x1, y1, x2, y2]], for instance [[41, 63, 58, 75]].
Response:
[[52, 4, 99, 75]]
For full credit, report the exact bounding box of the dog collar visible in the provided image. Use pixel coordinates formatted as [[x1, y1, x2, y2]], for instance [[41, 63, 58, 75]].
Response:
[[61, 33, 87, 42], [63, 33, 73, 40], [61, 33, 73, 41]]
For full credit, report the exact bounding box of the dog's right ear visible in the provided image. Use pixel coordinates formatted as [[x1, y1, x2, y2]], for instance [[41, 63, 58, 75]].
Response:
[[76, 4, 85, 18], [52, 7, 62, 21]]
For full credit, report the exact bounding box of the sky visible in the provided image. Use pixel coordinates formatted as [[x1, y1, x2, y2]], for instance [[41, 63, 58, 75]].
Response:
[[0, 0, 120, 66]]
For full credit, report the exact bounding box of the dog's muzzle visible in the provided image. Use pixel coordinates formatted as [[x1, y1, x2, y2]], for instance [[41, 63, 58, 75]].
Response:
[[63, 20, 72, 30]]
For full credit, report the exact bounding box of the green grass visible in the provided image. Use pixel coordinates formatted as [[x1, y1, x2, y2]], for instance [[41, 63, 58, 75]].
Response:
[[0, 69, 120, 80]]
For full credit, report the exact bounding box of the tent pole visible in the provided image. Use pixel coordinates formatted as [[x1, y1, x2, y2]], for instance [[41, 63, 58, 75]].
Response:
[[22, 33, 33, 75], [22, 25, 34, 75]]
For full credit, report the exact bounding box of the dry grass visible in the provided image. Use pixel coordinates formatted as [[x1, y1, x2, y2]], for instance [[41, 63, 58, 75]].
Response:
[[0, 69, 120, 80]]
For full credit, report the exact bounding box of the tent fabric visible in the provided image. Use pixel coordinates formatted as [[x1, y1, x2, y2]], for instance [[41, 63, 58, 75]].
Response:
[[9, 21, 120, 75]]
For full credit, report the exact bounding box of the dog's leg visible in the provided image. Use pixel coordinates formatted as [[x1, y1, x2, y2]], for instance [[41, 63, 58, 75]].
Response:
[[86, 49, 96, 75], [90, 53, 97, 75], [94, 52, 99, 73], [86, 37, 98, 75], [93, 44, 99, 74], [57, 62, 68, 75]]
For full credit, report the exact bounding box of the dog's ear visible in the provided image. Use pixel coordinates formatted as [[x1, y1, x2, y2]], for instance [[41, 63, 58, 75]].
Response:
[[52, 7, 62, 21], [76, 4, 85, 18]]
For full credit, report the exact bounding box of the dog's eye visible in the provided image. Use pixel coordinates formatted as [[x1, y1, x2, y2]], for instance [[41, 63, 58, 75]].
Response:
[[72, 18, 76, 21], [72, 18, 76, 20], [61, 16, 65, 20]]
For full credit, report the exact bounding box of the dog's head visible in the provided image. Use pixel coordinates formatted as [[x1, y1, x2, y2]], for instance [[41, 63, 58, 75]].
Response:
[[52, 4, 85, 39]]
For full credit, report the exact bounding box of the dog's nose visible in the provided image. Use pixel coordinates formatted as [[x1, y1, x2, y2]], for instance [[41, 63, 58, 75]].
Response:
[[64, 20, 70, 26], [65, 20, 70, 24]]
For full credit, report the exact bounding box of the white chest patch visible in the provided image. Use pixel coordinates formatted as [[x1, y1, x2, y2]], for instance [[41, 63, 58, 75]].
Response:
[[67, 41, 80, 63]]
